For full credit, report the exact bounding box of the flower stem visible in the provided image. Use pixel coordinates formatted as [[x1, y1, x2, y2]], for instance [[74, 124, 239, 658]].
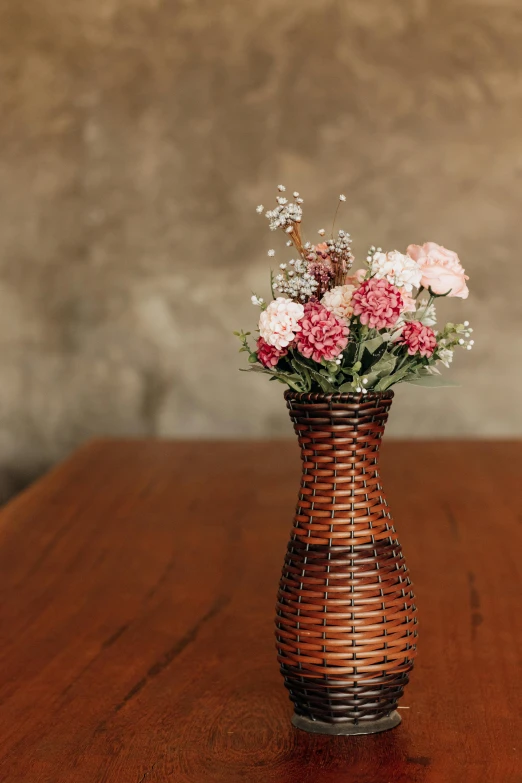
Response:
[[331, 200, 342, 237], [418, 294, 434, 321]]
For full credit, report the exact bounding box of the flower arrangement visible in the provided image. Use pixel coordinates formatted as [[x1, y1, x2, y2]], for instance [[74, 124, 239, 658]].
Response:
[[236, 186, 473, 393]]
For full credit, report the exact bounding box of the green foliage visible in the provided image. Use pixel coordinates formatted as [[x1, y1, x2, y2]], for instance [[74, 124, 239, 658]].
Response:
[[234, 330, 257, 362], [405, 375, 460, 388], [236, 295, 470, 393], [358, 334, 385, 358], [240, 364, 306, 392]]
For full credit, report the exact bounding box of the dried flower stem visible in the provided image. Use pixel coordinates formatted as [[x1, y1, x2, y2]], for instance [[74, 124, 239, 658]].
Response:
[[285, 224, 307, 259]]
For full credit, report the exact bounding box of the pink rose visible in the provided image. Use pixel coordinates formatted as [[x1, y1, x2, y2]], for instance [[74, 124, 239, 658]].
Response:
[[407, 242, 469, 299]]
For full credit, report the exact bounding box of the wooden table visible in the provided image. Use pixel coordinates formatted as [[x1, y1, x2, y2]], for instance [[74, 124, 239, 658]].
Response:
[[0, 440, 520, 783]]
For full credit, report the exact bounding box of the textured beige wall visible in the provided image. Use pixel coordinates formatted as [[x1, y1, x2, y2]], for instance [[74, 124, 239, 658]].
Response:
[[0, 0, 521, 498]]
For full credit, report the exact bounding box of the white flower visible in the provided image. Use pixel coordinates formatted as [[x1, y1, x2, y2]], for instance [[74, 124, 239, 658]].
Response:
[[321, 284, 357, 320], [267, 249, 275, 257], [318, 228, 326, 236], [293, 191, 299, 198], [370, 250, 422, 292], [256, 205, 264, 213], [439, 348, 454, 367], [277, 184, 286, 192], [251, 295, 264, 306], [339, 194, 346, 202], [258, 297, 304, 350], [275, 258, 318, 299]]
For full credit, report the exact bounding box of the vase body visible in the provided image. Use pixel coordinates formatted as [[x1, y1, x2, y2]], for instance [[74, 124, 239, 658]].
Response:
[[276, 391, 417, 735]]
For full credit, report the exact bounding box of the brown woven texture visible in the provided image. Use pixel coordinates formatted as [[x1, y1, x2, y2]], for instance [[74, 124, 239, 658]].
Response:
[[276, 391, 417, 726]]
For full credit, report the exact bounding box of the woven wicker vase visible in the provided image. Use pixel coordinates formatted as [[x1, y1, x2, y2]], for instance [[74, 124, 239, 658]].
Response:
[[276, 391, 417, 735]]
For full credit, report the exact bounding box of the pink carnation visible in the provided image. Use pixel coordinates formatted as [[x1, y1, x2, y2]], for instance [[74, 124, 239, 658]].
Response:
[[352, 278, 403, 329], [256, 336, 288, 368], [397, 321, 437, 357], [295, 300, 349, 363]]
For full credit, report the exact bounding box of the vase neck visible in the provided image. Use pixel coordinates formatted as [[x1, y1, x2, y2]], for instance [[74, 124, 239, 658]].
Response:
[[286, 394, 393, 463]]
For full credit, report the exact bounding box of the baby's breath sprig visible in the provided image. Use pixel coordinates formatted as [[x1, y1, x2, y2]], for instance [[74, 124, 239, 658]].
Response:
[[274, 258, 318, 301], [258, 185, 307, 259], [366, 245, 382, 264], [436, 321, 474, 362], [324, 230, 354, 286]]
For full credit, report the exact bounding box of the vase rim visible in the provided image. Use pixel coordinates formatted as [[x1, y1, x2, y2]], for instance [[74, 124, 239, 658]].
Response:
[[284, 390, 394, 401]]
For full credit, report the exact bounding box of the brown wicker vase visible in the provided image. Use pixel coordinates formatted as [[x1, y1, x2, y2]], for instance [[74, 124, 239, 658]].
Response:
[[276, 391, 417, 735]]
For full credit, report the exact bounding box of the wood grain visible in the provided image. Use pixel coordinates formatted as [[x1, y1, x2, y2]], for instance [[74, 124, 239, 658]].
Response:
[[0, 439, 520, 783]]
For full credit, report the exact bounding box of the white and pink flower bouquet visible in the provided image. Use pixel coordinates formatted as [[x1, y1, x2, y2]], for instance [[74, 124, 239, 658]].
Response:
[[236, 186, 473, 393]]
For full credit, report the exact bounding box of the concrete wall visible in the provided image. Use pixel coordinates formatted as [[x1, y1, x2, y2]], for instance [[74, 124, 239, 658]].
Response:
[[0, 0, 520, 498]]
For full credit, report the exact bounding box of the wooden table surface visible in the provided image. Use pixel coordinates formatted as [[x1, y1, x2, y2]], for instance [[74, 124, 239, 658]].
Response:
[[0, 439, 521, 783]]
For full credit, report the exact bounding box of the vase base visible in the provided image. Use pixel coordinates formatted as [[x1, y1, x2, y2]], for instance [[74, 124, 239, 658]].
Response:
[[291, 710, 401, 736]]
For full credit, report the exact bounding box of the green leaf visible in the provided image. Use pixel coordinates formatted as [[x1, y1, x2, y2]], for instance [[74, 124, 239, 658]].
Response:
[[358, 333, 389, 371], [405, 375, 460, 388], [375, 365, 414, 391], [342, 341, 357, 366], [241, 364, 307, 392], [310, 370, 336, 393], [372, 354, 396, 373], [338, 381, 356, 392], [361, 335, 385, 354], [290, 359, 312, 392], [362, 354, 397, 385], [289, 352, 336, 392]]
